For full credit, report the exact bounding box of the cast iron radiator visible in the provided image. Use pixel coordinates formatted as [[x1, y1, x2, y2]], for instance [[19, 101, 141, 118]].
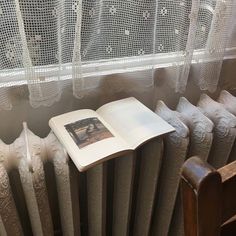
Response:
[[0, 90, 236, 236]]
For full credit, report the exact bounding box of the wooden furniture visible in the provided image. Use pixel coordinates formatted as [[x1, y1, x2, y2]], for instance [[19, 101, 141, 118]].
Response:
[[181, 156, 236, 236]]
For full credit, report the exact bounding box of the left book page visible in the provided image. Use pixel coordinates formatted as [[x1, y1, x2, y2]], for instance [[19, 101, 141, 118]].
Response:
[[49, 109, 130, 171]]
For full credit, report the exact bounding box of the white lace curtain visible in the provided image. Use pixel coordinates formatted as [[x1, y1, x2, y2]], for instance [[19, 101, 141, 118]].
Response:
[[0, 0, 235, 110]]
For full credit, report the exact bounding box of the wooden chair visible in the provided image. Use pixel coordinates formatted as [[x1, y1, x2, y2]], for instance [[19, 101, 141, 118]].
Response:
[[181, 156, 236, 236]]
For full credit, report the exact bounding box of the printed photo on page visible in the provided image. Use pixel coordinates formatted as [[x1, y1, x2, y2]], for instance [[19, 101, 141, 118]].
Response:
[[65, 117, 114, 149]]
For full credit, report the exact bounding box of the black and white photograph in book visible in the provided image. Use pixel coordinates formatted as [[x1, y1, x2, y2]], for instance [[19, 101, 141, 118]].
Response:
[[65, 117, 114, 149]]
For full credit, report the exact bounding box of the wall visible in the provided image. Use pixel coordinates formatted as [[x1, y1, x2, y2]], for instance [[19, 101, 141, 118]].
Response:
[[0, 59, 236, 144]]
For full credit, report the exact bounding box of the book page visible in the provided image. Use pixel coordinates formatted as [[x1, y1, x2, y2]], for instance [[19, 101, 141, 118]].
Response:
[[49, 109, 130, 171], [97, 97, 175, 149]]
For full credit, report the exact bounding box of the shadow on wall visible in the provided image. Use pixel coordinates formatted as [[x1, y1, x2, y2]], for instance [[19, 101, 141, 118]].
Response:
[[153, 59, 236, 109], [0, 59, 236, 143]]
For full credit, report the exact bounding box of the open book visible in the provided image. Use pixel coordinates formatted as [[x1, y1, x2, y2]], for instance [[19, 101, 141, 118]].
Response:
[[49, 97, 174, 171]]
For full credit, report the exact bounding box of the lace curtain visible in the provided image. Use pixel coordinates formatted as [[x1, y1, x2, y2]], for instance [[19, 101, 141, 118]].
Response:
[[0, 0, 235, 110]]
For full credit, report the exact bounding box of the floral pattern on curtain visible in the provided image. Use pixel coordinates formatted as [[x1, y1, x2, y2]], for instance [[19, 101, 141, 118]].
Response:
[[0, 0, 235, 109]]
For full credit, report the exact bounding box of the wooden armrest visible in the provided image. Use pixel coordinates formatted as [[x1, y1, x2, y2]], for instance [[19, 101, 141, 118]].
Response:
[[181, 157, 236, 236], [218, 161, 236, 182], [218, 161, 236, 223], [181, 156, 219, 191], [181, 156, 222, 236]]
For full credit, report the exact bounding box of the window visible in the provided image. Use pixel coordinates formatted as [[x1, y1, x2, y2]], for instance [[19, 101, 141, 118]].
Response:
[[0, 0, 235, 109]]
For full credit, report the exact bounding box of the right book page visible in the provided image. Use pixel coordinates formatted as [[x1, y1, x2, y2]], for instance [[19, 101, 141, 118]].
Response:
[[96, 97, 175, 149]]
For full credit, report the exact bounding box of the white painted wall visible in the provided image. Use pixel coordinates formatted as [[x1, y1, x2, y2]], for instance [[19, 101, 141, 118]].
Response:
[[0, 59, 235, 143]]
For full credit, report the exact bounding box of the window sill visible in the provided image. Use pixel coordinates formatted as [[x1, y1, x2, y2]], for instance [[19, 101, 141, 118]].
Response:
[[0, 47, 236, 88]]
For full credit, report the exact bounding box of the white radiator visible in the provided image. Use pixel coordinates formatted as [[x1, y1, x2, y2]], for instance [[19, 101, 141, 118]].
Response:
[[0, 90, 235, 236]]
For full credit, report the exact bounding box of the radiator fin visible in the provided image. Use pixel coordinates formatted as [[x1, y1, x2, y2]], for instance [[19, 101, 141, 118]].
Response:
[[46, 132, 75, 235], [170, 96, 216, 236], [0, 163, 23, 235], [112, 154, 136, 236], [198, 94, 236, 168], [218, 90, 236, 163], [87, 163, 106, 236], [177, 97, 214, 161], [153, 101, 189, 236], [132, 138, 163, 236], [28, 129, 54, 235]]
